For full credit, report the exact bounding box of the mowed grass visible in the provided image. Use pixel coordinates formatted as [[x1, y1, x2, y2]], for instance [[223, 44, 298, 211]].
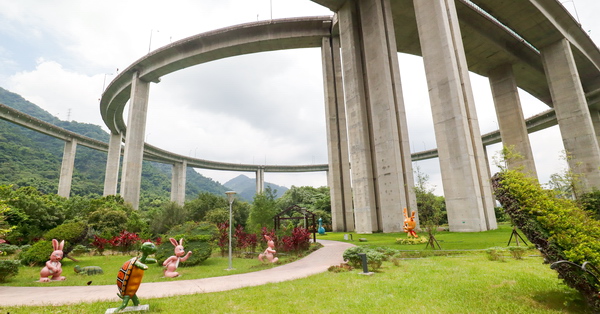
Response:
[[0, 224, 593, 313], [0, 250, 309, 287], [0, 255, 588, 313]]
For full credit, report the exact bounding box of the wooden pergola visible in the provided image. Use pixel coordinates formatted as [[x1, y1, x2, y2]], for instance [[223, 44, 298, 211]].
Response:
[[273, 205, 317, 242]]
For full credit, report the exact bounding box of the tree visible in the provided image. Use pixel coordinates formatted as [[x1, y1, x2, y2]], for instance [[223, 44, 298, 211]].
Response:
[[149, 202, 189, 236], [413, 166, 445, 244], [247, 186, 278, 233], [276, 186, 332, 229]]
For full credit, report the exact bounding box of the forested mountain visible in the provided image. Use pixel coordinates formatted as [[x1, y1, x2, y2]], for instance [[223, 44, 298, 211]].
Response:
[[0, 87, 228, 202], [224, 174, 288, 202]]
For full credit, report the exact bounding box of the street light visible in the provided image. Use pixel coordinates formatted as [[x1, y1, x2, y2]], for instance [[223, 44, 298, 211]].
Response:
[[225, 191, 237, 270]]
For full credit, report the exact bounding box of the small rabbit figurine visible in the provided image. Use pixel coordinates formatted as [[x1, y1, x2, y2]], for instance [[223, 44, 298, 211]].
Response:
[[162, 238, 192, 278], [39, 239, 66, 282], [258, 235, 278, 263]]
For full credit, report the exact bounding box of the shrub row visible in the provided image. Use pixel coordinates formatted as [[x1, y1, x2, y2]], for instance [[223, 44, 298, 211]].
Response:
[[492, 170, 600, 310]]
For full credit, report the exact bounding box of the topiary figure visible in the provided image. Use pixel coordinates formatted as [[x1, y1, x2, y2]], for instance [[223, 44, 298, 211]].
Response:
[[155, 221, 217, 266]]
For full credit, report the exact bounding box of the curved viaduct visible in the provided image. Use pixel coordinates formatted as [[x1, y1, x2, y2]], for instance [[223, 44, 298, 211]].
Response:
[[100, 0, 600, 234]]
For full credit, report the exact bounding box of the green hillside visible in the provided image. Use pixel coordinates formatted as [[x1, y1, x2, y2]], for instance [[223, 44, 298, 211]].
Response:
[[0, 87, 227, 202]]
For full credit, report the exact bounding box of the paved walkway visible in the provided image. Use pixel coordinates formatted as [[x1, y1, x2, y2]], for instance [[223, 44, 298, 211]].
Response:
[[0, 240, 353, 307]]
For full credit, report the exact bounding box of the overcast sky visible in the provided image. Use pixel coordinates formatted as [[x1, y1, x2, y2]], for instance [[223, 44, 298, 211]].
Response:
[[1, 0, 599, 196]]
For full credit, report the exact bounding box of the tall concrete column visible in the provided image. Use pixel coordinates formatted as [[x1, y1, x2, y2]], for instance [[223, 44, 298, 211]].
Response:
[[171, 161, 187, 205], [120, 71, 150, 209], [414, 0, 496, 232], [488, 64, 538, 178], [58, 138, 77, 198], [338, 0, 416, 233], [103, 132, 122, 196], [591, 109, 600, 145], [541, 38, 600, 193], [256, 167, 265, 194], [321, 35, 354, 232]]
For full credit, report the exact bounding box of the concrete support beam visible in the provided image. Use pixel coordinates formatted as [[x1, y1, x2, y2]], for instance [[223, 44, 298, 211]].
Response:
[[256, 167, 265, 194], [120, 71, 150, 209], [103, 132, 122, 196], [321, 35, 354, 232], [488, 64, 538, 178], [58, 138, 77, 198], [171, 161, 187, 205], [414, 0, 496, 232], [339, 0, 416, 233], [541, 38, 600, 192]]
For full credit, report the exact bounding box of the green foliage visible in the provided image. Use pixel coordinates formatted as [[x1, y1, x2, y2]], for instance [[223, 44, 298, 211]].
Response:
[[395, 237, 427, 245], [204, 207, 229, 225], [247, 186, 279, 233], [155, 221, 217, 266], [19, 240, 53, 266], [0, 243, 19, 254], [485, 247, 506, 262], [342, 246, 385, 270], [87, 208, 128, 239], [413, 165, 446, 230], [0, 200, 15, 238], [0, 185, 67, 244], [44, 221, 88, 256], [149, 202, 189, 236], [492, 169, 600, 310], [0, 260, 19, 282], [578, 189, 600, 220], [184, 192, 228, 222]]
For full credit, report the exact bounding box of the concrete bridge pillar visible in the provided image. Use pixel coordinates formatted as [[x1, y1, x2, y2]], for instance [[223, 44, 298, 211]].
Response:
[[321, 35, 354, 232], [120, 71, 150, 209], [256, 167, 265, 194], [488, 64, 538, 178], [171, 161, 187, 205], [338, 0, 417, 233], [414, 0, 496, 232], [103, 132, 122, 196], [58, 138, 77, 198], [541, 38, 600, 193]]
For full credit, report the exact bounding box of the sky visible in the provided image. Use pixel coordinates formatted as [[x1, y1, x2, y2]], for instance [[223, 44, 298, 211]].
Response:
[[0, 0, 599, 196]]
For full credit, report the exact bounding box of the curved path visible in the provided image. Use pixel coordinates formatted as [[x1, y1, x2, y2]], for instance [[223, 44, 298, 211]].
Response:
[[0, 240, 353, 307]]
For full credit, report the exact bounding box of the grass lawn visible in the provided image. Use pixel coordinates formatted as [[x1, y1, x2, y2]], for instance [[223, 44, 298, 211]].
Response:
[[0, 223, 593, 313]]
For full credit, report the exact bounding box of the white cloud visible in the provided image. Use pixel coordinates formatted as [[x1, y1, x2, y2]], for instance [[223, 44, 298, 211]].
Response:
[[0, 0, 597, 192]]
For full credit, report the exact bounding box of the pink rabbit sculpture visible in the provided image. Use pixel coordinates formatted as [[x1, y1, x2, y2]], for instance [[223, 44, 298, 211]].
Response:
[[162, 238, 192, 278], [258, 235, 279, 263], [39, 239, 66, 282]]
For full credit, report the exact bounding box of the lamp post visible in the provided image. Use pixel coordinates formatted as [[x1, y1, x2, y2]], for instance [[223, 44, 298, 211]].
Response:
[[225, 191, 236, 270]]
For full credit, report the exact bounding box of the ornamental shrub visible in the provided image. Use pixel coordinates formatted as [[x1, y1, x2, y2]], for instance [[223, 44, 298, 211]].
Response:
[[155, 221, 217, 266], [44, 221, 88, 256], [0, 260, 19, 282], [342, 246, 385, 271], [19, 240, 53, 266], [492, 169, 600, 310]]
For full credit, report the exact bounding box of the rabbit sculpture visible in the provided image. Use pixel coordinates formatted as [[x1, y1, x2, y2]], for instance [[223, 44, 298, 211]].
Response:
[[39, 239, 66, 282], [162, 238, 192, 278], [403, 207, 418, 238], [258, 235, 278, 263]]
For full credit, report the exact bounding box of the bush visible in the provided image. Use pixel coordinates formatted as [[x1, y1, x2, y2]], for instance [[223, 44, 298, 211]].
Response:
[[0, 243, 20, 255], [507, 246, 528, 260], [0, 260, 19, 282], [44, 221, 88, 256], [486, 247, 506, 262], [492, 170, 600, 310], [19, 240, 53, 266], [155, 221, 217, 266], [342, 246, 385, 271]]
